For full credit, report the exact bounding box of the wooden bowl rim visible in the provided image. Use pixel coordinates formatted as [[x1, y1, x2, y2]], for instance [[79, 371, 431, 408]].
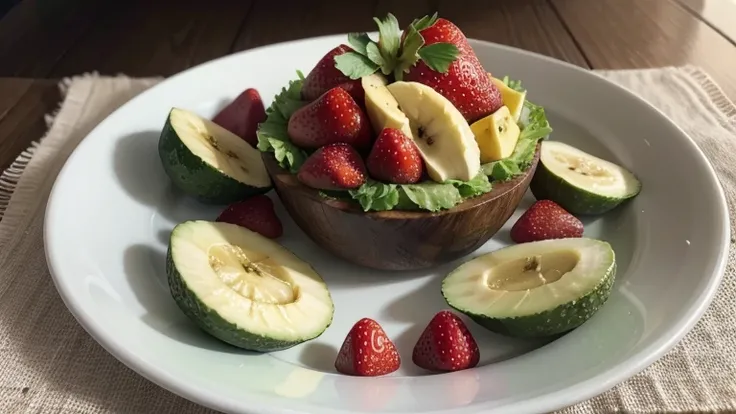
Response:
[[262, 144, 540, 220]]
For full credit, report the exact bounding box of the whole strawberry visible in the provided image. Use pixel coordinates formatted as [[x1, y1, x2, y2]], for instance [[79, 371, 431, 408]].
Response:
[[287, 87, 373, 152], [510, 200, 584, 243], [335, 318, 401, 376], [330, 14, 502, 123], [211, 88, 266, 147], [297, 143, 367, 191], [402, 17, 503, 122], [366, 128, 424, 184], [216, 195, 283, 239], [302, 45, 365, 103], [413, 310, 480, 372]]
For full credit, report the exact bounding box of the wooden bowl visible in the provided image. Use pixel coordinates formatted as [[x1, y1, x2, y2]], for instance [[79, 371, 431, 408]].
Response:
[[263, 146, 540, 271]]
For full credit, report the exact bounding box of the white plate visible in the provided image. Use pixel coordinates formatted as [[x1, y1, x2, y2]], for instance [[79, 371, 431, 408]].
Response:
[[44, 34, 730, 414]]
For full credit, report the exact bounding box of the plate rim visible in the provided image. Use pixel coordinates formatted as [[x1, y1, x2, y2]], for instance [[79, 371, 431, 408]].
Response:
[[42, 33, 731, 414]]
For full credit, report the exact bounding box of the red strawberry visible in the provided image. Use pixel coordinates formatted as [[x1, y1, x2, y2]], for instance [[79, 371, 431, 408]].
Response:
[[212, 88, 266, 147], [287, 87, 373, 152], [403, 17, 503, 122], [216, 195, 283, 239], [302, 45, 365, 103], [335, 318, 401, 377], [366, 128, 424, 184], [297, 143, 367, 191], [412, 310, 480, 372], [510, 200, 584, 243]]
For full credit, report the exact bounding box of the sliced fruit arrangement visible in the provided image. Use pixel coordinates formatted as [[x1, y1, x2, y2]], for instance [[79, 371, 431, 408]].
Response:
[[442, 237, 616, 338], [158, 107, 272, 204], [530, 140, 642, 215], [166, 220, 335, 352], [150, 11, 640, 370], [256, 12, 555, 213]]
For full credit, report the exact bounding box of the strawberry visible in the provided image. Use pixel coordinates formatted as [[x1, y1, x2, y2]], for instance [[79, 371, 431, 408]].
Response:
[[330, 14, 503, 123], [335, 318, 401, 377], [302, 45, 365, 103], [297, 143, 367, 191], [366, 128, 424, 184], [402, 17, 503, 122], [287, 87, 373, 152], [212, 88, 266, 147], [216, 195, 283, 239], [510, 200, 584, 243], [412, 310, 480, 372]]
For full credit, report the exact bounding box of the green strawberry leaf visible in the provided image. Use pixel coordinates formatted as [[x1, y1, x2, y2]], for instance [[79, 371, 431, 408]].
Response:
[[256, 75, 309, 173], [349, 180, 401, 212], [373, 13, 402, 61], [400, 182, 463, 212], [347, 32, 372, 55], [393, 23, 425, 81], [334, 51, 379, 80], [365, 42, 386, 69], [417, 42, 460, 73], [411, 12, 439, 31]]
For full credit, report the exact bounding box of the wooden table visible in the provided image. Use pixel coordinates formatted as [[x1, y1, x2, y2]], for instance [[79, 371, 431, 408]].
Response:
[[1, 0, 736, 172]]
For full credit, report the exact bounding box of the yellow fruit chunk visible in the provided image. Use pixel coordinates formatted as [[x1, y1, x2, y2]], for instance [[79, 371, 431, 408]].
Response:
[[489, 75, 527, 122], [471, 106, 521, 163]]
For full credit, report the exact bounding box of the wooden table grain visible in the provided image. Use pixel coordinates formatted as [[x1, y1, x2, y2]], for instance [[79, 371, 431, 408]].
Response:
[[0, 0, 735, 172]]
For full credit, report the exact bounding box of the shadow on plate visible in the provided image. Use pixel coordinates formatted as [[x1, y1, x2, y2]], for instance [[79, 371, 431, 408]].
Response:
[[123, 243, 255, 355], [296, 342, 339, 372], [113, 131, 165, 207]]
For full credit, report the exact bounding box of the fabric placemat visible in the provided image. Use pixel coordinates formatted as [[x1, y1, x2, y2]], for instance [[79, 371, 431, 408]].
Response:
[[1, 66, 734, 414]]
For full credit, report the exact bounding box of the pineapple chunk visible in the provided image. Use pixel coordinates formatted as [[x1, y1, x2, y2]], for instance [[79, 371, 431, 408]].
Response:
[[490, 75, 527, 122], [470, 106, 521, 163]]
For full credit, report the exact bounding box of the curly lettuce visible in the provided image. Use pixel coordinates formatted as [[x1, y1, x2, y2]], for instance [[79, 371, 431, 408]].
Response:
[[256, 73, 552, 212]]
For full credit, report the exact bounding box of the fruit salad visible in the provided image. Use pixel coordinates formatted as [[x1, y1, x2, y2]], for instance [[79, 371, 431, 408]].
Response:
[[256, 13, 554, 212], [154, 12, 643, 377]]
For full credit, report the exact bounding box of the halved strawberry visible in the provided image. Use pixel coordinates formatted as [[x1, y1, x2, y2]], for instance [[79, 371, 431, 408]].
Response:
[[412, 310, 480, 372], [510, 200, 584, 243], [211, 88, 266, 147], [297, 143, 367, 191], [302, 45, 365, 103], [366, 128, 424, 184], [216, 195, 283, 239], [335, 318, 401, 377], [287, 87, 373, 152]]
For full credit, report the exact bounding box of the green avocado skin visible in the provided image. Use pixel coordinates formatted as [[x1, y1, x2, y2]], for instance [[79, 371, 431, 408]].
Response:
[[165, 244, 324, 352], [157, 113, 272, 205], [530, 161, 640, 216], [445, 263, 616, 338]]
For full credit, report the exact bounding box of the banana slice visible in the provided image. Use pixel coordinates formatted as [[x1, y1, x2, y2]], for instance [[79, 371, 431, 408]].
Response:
[[470, 105, 521, 163], [386, 81, 481, 182], [489, 74, 526, 122], [361, 73, 414, 139]]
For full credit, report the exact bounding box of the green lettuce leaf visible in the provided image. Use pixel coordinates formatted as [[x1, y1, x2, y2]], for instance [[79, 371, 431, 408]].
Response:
[[447, 172, 492, 198], [348, 180, 401, 212], [400, 182, 463, 212], [256, 74, 309, 173]]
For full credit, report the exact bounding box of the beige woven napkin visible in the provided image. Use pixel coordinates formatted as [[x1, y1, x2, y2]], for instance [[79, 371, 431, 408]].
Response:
[[0, 66, 734, 414]]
